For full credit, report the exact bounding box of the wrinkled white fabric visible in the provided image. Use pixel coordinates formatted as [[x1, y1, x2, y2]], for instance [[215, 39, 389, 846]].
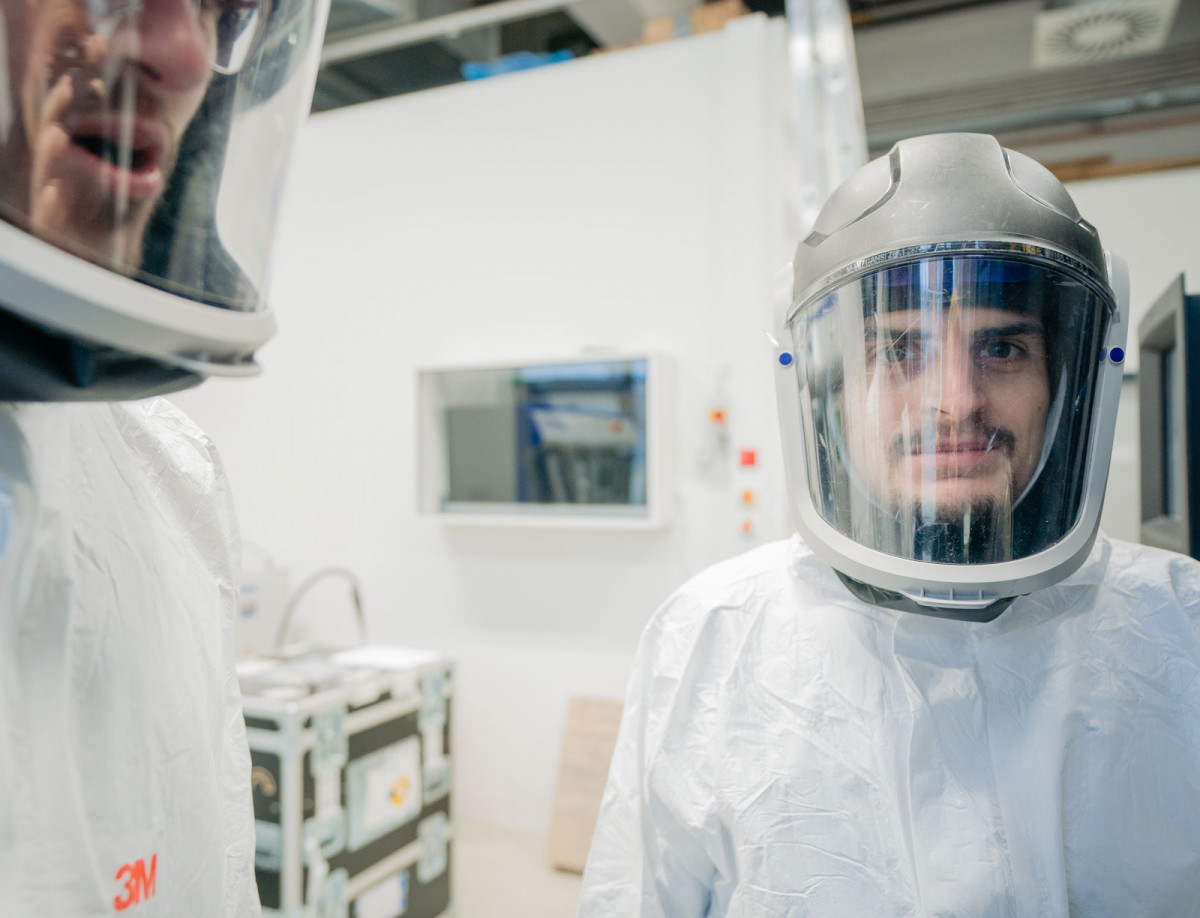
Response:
[[580, 533, 1200, 917], [0, 400, 260, 917]]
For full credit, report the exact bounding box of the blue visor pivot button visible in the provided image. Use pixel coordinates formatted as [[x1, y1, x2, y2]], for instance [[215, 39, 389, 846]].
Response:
[[778, 352, 794, 367], [1109, 346, 1125, 364]]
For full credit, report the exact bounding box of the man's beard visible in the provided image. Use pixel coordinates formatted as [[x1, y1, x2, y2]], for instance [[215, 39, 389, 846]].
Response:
[[910, 497, 1013, 564]]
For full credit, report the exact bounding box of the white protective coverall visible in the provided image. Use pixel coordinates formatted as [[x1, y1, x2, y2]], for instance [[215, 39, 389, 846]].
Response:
[[0, 400, 260, 917], [580, 534, 1200, 917]]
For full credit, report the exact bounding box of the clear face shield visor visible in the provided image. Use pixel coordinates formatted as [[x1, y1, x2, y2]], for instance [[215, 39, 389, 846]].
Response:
[[787, 253, 1115, 568], [0, 0, 326, 314]]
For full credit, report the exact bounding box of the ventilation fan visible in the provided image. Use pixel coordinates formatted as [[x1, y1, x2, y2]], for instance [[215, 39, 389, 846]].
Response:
[[1032, 0, 1181, 68]]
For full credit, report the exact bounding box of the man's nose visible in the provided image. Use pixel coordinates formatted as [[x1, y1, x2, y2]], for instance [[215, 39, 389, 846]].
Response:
[[929, 347, 985, 422], [119, 0, 213, 93]]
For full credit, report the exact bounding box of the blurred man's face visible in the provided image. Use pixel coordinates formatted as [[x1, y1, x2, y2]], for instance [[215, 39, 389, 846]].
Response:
[[844, 303, 1051, 519], [0, 0, 217, 272]]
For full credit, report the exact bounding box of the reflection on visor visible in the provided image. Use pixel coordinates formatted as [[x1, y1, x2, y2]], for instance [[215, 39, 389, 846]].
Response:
[[878, 258, 1040, 288], [866, 258, 1080, 317], [211, 0, 271, 74], [790, 254, 1112, 566]]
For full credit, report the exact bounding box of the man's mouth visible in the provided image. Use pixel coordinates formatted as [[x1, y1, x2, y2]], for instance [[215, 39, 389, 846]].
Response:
[[60, 116, 169, 202], [928, 438, 993, 455], [911, 441, 996, 477], [71, 134, 156, 172], [888, 428, 1017, 475]]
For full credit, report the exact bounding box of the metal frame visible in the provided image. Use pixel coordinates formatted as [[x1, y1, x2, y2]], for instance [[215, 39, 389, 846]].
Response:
[[1139, 273, 1200, 559], [417, 352, 672, 530]]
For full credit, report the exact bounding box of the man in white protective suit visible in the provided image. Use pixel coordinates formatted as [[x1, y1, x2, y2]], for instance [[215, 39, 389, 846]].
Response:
[[0, 0, 329, 911], [579, 133, 1200, 917]]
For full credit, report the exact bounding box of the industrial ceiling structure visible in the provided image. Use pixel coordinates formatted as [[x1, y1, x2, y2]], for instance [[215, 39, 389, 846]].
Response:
[[313, 0, 1200, 177]]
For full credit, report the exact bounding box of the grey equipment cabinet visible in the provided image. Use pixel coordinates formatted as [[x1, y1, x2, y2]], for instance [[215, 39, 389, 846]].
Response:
[[239, 645, 454, 918]]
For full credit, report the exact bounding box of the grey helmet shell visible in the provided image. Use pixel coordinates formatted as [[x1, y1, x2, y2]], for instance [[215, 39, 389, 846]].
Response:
[[792, 133, 1110, 317]]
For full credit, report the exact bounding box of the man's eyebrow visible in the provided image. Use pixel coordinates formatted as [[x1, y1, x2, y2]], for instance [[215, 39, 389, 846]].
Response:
[[865, 324, 926, 340], [973, 321, 1045, 338]]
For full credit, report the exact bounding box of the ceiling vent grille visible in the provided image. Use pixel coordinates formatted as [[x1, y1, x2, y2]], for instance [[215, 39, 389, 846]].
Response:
[[1033, 0, 1181, 68]]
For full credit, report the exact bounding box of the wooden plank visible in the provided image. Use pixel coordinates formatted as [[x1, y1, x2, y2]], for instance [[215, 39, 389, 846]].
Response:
[[545, 696, 625, 874], [1047, 154, 1200, 182]]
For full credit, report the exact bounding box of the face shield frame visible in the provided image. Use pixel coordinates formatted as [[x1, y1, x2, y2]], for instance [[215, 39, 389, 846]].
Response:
[[0, 218, 273, 371], [774, 241, 1130, 618]]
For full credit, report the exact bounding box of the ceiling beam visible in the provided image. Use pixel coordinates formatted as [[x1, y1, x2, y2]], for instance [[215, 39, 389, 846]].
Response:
[[322, 0, 587, 64]]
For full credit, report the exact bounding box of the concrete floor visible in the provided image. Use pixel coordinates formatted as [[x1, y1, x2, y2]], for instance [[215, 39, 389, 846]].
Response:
[[453, 822, 583, 918]]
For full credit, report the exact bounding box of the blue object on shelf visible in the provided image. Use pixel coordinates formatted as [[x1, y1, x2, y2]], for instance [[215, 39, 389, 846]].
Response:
[[461, 50, 574, 81]]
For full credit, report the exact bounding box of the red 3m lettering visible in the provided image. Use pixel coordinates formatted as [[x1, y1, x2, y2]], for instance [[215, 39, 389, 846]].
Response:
[[113, 855, 157, 911]]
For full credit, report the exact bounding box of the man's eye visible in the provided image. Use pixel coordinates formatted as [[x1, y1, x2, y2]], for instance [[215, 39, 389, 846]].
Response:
[[880, 338, 919, 364], [979, 340, 1023, 360]]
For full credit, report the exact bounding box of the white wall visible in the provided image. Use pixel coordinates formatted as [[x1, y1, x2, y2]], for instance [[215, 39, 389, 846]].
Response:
[[1065, 167, 1200, 542], [173, 16, 803, 833]]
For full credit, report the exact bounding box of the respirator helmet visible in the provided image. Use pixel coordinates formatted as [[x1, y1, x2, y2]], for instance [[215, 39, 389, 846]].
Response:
[[775, 133, 1129, 621], [0, 0, 331, 399]]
